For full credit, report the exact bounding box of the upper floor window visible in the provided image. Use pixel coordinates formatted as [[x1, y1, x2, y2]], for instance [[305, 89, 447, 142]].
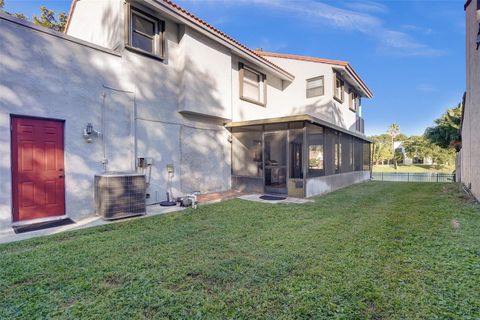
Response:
[[334, 73, 344, 103], [306, 76, 325, 98], [126, 5, 164, 59], [239, 63, 266, 106], [349, 90, 359, 112]]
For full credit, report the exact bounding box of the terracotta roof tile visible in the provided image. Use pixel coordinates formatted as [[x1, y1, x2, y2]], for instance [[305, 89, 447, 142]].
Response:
[[64, 0, 77, 34], [65, 0, 294, 79], [256, 51, 373, 98], [162, 0, 294, 79]]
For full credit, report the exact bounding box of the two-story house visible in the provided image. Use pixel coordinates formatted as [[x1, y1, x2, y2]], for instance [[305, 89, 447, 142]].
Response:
[[0, 0, 373, 231]]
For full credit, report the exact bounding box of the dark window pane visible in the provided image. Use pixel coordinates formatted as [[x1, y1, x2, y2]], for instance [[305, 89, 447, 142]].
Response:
[[132, 32, 153, 53], [133, 14, 155, 36]]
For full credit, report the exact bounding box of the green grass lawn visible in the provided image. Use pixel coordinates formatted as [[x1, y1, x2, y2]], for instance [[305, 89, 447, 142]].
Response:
[[373, 164, 455, 173], [1, 182, 479, 319]]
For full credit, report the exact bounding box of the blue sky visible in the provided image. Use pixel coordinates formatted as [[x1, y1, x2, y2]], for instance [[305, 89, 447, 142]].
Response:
[[4, 0, 466, 136]]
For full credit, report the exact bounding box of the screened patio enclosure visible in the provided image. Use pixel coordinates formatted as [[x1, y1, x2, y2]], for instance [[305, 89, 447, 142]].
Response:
[[227, 115, 372, 198]]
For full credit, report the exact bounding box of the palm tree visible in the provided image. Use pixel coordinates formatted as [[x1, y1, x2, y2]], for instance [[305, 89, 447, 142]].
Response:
[[424, 104, 462, 149], [387, 123, 400, 168]]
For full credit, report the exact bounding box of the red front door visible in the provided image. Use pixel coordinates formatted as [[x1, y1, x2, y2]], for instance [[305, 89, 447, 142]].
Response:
[[11, 117, 65, 222]]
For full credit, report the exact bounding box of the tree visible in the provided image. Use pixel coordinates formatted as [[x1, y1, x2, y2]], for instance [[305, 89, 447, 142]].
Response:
[[402, 135, 455, 166], [1, 1, 66, 31], [0, 0, 27, 20], [387, 123, 401, 168], [33, 6, 67, 32], [403, 136, 432, 160], [424, 104, 462, 149], [430, 144, 455, 166], [387, 123, 400, 147], [370, 134, 393, 165], [396, 133, 408, 142]]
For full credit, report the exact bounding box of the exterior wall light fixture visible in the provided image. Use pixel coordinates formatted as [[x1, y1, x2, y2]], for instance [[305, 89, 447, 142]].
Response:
[[83, 123, 101, 143]]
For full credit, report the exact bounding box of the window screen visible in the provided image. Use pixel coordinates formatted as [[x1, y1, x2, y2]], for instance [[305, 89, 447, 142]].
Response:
[[363, 141, 372, 171], [128, 8, 163, 57], [240, 64, 266, 105], [307, 125, 325, 177], [335, 133, 342, 173], [306, 76, 324, 98], [132, 14, 155, 52], [290, 130, 304, 179], [243, 69, 261, 101], [232, 129, 263, 177]]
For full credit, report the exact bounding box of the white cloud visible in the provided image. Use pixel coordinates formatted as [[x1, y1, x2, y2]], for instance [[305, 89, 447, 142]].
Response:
[[344, 1, 389, 14], [416, 84, 438, 92], [250, 0, 382, 33], [194, 0, 445, 57], [378, 30, 445, 56], [401, 24, 433, 35]]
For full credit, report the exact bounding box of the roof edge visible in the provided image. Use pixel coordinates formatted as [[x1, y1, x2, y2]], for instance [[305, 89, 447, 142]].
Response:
[[256, 51, 349, 67], [258, 51, 373, 99], [464, 0, 472, 10], [225, 114, 371, 142], [65, 0, 294, 80], [64, 0, 77, 34], [159, 0, 294, 80]]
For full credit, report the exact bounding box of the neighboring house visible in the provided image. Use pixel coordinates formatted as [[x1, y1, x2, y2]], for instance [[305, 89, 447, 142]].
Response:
[[0, 0, 373, 231], [393, 141, 433, 165], [459, 0, 480, 200]]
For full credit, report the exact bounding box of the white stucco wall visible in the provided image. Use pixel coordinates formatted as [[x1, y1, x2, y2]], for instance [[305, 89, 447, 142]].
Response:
[[67, 0, 124, 50], [461, 1, 480, 200], [0, 14, 231, 230], [178, 26, 233, 120], [231, 56, 363, 135], [265, 57, 361, 132]]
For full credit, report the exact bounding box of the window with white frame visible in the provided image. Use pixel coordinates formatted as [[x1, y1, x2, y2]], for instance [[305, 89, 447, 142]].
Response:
[[306, 76, 325, 98], [239, 63, 266, 106], [126, 6, 164, 58]]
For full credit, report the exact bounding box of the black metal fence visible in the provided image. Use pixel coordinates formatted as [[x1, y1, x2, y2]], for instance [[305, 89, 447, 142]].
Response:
[[372, 172, 455, 183]]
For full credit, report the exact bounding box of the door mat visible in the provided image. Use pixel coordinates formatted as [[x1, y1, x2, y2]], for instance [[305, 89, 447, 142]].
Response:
[[260, 195, 287, 201], [13, 218, 75, 234]]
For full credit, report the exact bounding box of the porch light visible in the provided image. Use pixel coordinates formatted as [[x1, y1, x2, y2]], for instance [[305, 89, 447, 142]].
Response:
[[83, 123, 101, 143]]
